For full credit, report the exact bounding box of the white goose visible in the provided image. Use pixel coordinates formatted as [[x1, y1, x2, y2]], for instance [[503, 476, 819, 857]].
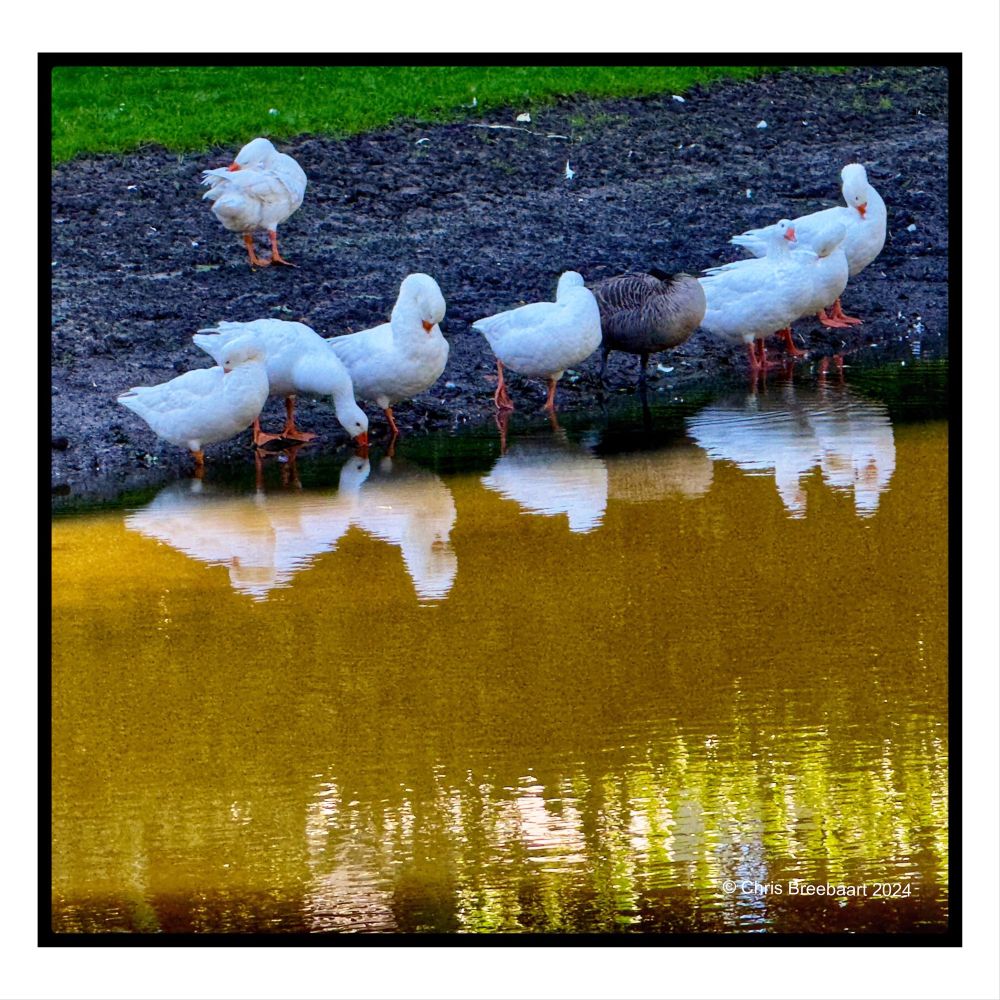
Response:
[[193, 319, 368, 448], [730, 163, 886, 325], [326, 274, 448, 437], [473, 271, 601, 413], [779, 221, 850, 357], [118, 337, 269, 471], [699, 221, 822, 371], [202, 137, 307, 268]]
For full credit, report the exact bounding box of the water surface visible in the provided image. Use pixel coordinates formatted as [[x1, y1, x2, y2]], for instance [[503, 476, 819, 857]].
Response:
[[51, 361, 949, 935]]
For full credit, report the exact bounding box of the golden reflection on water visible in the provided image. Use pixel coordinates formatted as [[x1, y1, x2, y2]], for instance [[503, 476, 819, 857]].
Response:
[[51, 382, 948, 935]]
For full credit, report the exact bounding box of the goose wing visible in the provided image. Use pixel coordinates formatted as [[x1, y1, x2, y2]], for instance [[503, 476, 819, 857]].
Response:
[[119, 367, 223, 415], [201, 167, 288, 204]]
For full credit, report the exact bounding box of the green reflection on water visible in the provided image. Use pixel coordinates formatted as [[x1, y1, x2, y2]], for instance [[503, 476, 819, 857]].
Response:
[[51, 368, 949, 935]]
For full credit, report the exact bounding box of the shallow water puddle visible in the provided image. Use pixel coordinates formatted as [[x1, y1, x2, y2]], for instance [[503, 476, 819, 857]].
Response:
[[51, 364, 949, 934]]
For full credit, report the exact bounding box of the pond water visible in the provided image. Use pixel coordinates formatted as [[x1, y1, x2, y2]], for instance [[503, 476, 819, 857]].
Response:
[[50, 358, 950, 935]]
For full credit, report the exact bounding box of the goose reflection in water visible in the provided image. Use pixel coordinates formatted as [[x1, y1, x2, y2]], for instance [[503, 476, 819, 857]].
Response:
[[482, 426, 608, 534], [348, 454, 458, 601], [685, 380, 895, 518], [125, 453, 458, 602], [808, 382, 896, 518], [604, 439, 714, 503]]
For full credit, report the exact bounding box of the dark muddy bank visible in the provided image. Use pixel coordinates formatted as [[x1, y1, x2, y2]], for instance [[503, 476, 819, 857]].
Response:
[[50, 65, 949, 502]]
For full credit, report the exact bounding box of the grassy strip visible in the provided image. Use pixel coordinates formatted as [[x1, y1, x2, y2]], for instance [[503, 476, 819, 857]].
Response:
[[51, 65, 841, 164]]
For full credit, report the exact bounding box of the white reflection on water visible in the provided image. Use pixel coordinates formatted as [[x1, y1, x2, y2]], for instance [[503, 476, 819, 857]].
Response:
[[353, 456, 458, 601], [125, 454, 457, 602], [686, 381, 896, 518], [125, 379, 898, 606], [481, 431, 608, 533]]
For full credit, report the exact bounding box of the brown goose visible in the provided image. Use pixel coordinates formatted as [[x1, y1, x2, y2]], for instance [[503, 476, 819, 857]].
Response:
[[589, 269, 706, 388]]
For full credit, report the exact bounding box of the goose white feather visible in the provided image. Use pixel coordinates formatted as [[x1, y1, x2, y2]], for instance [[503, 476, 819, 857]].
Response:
[[699, 220, 846, 365], [473, 271, 601, 411], [201, 137, 307, 266], [730, 164, 886, 278], [326, 274, 448, 434], [117, 337, 269, 465], [193, 319, 368, 444]]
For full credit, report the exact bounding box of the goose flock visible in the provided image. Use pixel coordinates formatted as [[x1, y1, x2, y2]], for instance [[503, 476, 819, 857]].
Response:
[[117, 136, 887, 470]]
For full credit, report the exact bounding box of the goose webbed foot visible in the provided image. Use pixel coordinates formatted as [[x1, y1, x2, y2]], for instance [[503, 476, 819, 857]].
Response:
[[830, 298, 863, 325], [817, 308, 852, 329]]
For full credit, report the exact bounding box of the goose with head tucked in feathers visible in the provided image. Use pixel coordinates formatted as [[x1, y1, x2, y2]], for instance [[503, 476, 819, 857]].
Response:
[[118, 337, 269, 472], [202, 137, 307, 268], [473, 271, 601, 413], [782, 221, 850, 355], [193, 319, 369, 449], [326, 273, 448, 438], [589, 269, 706, 389], [729, 163, 885, 325]]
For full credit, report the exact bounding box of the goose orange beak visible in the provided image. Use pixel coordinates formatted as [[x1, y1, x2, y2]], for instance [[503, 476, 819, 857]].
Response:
[[857, 202, 867, 218], [422, 320, 434, 333], [227, 162, 241, 172], [355, 431, 369, 449], [784, 226, 797, 241]]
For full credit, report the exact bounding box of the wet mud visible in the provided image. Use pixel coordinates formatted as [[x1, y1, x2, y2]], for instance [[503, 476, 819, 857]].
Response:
[[50, 65, 949, 500]]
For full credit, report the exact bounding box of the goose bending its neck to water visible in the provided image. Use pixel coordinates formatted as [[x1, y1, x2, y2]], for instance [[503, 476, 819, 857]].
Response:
[[118, 337, 269, 473], [730, 163, 886, 325], [193, 319, 369, 448], [473, 271, 601, 413], [201, 137, 307, 269], [589, 269, 706, 389], [326, 273, 448, 438]]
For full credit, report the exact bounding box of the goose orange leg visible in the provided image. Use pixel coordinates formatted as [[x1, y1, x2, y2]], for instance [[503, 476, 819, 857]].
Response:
[[383, 406, 400, 437], [493, 360, 514, 412], [243, 233, 270, 268], [542, 377, 559, 413], [494, 408, 510, 454], [267, 230, 296, 267], [830, 297, 863, 325], [778, 327, 808, 357], [747, 340, 769, 375], [191, 450, 206, 477], [278, 396, 317, 442]]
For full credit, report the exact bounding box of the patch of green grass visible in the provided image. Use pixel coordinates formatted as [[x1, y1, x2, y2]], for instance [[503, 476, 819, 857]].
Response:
[[50, 65, 844, 164]]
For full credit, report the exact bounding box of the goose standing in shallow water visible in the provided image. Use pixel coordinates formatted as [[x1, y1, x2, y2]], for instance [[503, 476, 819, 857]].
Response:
[[730, 163, 886, 325], [473, 271, 601, 413], [117, 337, 269, 472], [588, 269, 706, 389], [326, 274, 448, 438], [193, 319, 369, 449], [698, 220, 818, 373], [202, 137, 307, 268]]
